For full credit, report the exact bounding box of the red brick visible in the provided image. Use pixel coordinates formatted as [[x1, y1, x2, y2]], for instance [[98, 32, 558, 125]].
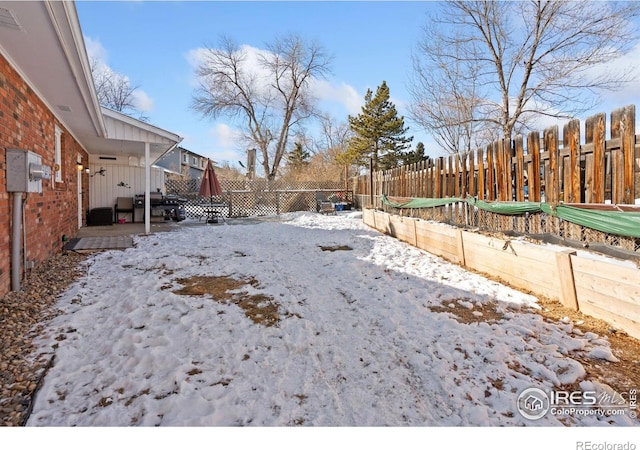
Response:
[[0, 53, 88, 297]]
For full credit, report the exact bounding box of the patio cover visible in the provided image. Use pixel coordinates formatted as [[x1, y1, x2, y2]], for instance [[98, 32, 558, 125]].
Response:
[[0, 0, 183, 233]]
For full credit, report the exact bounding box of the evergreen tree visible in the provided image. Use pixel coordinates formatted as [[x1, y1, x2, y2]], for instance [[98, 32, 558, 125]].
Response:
[[344, 81, 413, 171], [402, 141, 429, 166], [286, 142, 311, 171]]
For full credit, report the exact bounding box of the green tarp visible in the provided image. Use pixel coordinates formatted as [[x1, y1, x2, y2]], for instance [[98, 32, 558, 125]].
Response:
[[380, 195, 640, 238]]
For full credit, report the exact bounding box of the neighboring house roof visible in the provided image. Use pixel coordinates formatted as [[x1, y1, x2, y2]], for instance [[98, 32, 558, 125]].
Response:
[[156, 146, 217, 176], [0, 1, 181, 162]]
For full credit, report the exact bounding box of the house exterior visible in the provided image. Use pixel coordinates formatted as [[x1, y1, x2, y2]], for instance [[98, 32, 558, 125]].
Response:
[[156, 146, 212, 180], [0, 1, 182, 297]]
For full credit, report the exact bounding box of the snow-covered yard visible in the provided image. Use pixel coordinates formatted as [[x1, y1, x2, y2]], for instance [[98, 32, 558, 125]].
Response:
[[26, 212, 637, 433]]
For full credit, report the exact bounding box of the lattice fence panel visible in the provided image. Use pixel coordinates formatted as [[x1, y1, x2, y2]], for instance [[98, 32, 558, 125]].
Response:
[[165, 179, 350, 218]]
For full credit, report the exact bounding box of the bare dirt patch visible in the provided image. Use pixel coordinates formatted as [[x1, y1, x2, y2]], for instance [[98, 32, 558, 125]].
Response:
[[319, 245, 353, 252], [431, 296, 640, 402], [536, 296, 640, 396], [449, 257, 640, 398], [174, 275, 281, 327], [430, 299, 507, 324]]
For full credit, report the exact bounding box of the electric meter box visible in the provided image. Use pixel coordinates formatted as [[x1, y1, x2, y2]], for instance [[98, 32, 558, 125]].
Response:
[[6, 148, 50, 193]]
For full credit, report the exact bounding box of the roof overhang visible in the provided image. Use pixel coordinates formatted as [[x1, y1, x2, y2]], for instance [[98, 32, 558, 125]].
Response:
[[98, 107, 182, 163], [0, 1, 181, 163]]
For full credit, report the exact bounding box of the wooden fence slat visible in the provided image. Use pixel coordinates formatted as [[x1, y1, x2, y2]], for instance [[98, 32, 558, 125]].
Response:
[[585, 113, 606, 203], [454, 154, 461, 197], [435, 157, 443, 198], [468, 150, 476, 197], [563, 119, 581, 203], [515, 135, 525, 202], [495, 141, 504, 201], [619, 105, 636, 204], [527, 131, 541, 202], [504, 138, 513, 202], [477, 147, 485, 200], [448, 155, 454, 197], [486, 143, 495, 200], [545, 125, 560, 203], [613, 150, 625, 204], [461, 152, 468, 198]]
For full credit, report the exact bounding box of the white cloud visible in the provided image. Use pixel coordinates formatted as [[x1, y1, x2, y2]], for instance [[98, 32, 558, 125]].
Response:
[[186, 44, 273, 94], [132, 90, 154, 113], [311, 79, 363, 115], [595, 41, 640, 108], [204, 123, 246, 164], [209, 123, 243, 149], [188, 43, 366, 118], [84, 36, 108, 64], [84, 35, 154, 113]]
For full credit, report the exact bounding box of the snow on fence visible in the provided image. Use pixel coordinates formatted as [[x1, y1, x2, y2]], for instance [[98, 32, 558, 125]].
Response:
[[363, 208, 640, 340]]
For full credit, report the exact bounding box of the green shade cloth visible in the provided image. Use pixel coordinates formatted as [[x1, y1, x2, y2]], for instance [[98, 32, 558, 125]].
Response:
[[380, 195, 640, 238]]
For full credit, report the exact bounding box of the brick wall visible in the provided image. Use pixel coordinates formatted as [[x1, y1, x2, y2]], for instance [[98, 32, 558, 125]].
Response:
[[0, 53, 88, 297]]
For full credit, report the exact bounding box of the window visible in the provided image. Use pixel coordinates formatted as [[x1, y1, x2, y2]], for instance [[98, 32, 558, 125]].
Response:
[[54, 125, 62, 183], [200, 159, 205, 168], [183, 154, 188, 164], [192, 156, 197, 166]]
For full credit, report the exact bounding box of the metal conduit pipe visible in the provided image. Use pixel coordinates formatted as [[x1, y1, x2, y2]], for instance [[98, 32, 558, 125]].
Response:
[[11, 192, 23, 291], [23, 194, 27, 281]]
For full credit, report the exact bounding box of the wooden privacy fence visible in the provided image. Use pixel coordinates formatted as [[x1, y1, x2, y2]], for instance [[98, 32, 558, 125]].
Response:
[[353, 105, 640, 255], [355, 105, 638, 206], [165, 179, 352, 218]]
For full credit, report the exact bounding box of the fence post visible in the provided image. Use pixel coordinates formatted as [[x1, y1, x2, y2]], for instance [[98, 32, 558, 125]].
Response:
[[369, 157, 374, 208]]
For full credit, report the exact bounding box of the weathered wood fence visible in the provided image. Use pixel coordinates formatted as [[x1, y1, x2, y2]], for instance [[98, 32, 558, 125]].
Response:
[[355, 105, 638, 206], [353, 105, 640, 256]]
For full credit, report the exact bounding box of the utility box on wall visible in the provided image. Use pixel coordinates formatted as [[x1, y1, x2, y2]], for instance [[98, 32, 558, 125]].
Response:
[[6, 148, 51, 193]]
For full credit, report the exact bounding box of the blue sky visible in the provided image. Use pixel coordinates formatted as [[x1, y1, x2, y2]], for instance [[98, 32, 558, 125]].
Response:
[[76, 1, 640, 168], [77, 1, 439, 166]]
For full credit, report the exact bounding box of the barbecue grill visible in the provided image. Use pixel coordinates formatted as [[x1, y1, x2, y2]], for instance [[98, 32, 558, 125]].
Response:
[[135, 192, 186, 221]]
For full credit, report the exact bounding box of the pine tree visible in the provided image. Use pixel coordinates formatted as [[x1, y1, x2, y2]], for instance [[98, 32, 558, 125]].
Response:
[[286, 142, 311, 170], [402, 141, 429, 166], [344, 81, 413, 171]]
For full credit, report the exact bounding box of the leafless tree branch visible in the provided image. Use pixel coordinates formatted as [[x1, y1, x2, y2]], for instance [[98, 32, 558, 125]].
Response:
[[191, 34, 332, 180]]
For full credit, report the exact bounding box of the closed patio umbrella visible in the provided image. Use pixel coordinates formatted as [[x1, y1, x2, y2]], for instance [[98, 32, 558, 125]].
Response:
[[199, 160, 223, 223]]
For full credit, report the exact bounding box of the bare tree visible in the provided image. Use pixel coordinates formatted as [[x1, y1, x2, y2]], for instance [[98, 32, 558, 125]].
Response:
[[191, 34, 332, 181], [411, 1, 640, 143], [90, 57, 148, 121], [312, 114, 354, 180], [409, 34, 486, 155], [311, 114, 352, 156]]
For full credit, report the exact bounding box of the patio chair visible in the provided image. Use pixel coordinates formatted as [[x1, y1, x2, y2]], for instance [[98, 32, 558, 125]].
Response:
[[114, 197, 134, 223], [316, 192, 336, 215]]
